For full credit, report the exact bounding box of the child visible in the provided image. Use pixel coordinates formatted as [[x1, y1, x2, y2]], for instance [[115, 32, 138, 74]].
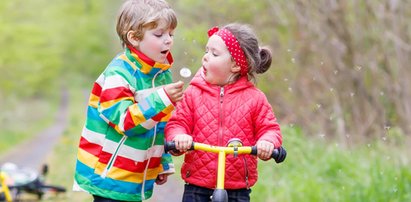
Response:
[[73, 0, 184, 201], [165, 23, 283, 202]]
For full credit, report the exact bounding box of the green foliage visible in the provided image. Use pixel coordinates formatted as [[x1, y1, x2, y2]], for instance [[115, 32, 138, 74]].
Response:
[[0, 0, 119, 148]]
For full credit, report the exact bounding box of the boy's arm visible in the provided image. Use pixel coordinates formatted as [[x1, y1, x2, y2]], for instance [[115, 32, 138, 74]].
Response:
[[97, 67, 174, 136], [254, 95, 282, 148], [159, 153, 175, 175]]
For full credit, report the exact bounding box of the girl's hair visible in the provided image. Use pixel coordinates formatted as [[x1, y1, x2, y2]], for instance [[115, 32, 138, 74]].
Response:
[[223, 23, 272, 81], [116, 0, 177, 47]]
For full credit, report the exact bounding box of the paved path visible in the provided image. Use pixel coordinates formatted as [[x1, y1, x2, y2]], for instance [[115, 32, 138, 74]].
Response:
[[0, 88, 69, 170]]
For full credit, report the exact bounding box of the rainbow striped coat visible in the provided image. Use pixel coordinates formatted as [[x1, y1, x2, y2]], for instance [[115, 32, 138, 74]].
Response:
[[74, 47, 175, 201]]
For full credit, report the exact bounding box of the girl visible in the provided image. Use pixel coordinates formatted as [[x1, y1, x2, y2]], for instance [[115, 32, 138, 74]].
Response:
[[165, 23, 283, 202]]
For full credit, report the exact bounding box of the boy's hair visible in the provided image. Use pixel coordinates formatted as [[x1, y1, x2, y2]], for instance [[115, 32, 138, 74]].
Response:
[[116, 0, 177, 47], [223, 23, 272, 81]]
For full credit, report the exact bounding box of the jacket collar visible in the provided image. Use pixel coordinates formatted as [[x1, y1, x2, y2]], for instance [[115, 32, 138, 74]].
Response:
[[190, 69, 253, 95], [125, 45, 173, 76]]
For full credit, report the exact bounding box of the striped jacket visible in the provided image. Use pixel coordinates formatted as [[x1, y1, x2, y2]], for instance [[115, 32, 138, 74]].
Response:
[[74, 47, 175, 201]]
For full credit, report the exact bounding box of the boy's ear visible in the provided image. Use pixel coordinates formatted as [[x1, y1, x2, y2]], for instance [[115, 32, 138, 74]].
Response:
[[127, 30, 140, 47]]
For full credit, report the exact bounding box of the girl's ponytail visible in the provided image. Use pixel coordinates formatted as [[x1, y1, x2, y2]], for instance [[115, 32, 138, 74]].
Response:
[[255, 47, 272, 74]]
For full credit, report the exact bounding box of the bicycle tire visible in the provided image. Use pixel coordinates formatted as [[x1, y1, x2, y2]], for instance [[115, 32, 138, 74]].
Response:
[[40, 184, 66, 193]]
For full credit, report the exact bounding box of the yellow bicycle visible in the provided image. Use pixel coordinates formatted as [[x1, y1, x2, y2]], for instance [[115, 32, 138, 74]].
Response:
[[165, 139, 286, 202], [0, 172, 12, 202]]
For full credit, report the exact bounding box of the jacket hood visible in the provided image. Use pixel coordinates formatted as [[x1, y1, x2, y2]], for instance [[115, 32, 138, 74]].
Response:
[[190, 68, 254, 95]]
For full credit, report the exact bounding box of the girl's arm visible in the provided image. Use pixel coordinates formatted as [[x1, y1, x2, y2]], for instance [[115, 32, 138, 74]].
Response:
[[165, 86, 194, 142], [254, 94, 282, 148]]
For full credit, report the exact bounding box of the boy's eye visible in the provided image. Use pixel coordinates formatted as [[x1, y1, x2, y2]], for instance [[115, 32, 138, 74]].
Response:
[[154, 33, 163, 37]]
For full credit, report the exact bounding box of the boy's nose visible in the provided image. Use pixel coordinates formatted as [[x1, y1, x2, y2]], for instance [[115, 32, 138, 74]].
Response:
[[164, 35, 173, 44]]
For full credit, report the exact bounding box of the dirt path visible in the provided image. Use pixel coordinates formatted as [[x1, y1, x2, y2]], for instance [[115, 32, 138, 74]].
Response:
[[0, 88, 69, 170]]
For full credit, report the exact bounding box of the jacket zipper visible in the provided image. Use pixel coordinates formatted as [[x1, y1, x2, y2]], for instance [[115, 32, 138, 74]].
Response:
[[141, 70, 162, 200], [218, 87, 225, 146], [101, 135, 127, 178], [242, 157, 250, 189]]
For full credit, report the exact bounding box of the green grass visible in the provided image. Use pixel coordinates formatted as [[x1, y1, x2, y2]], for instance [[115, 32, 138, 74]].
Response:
[[251, 127, 411, 202]]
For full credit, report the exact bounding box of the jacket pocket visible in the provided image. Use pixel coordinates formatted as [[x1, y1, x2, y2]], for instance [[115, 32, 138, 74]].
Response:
[[100, 135, 127, 178]]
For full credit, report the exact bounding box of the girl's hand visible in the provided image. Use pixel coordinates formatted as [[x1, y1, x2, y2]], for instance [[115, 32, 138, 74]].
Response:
[[256, 140, 274, 161], [155, 174, 168, 185], [173, 134, 193, 152]]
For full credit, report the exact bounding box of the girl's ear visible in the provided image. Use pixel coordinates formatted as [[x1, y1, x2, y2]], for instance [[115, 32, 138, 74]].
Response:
[[231, 63, 241, 73], [127, 31, 139, 47]]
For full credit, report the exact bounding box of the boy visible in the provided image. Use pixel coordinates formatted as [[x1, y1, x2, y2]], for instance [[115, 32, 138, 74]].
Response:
[[73, 0, 183, 201]]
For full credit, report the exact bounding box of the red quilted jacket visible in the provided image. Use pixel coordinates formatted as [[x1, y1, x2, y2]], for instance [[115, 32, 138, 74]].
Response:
[[165, 71, 282, 189]]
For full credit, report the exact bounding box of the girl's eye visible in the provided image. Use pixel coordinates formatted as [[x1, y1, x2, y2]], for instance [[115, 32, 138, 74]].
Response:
[[154, 33, 162, 37]]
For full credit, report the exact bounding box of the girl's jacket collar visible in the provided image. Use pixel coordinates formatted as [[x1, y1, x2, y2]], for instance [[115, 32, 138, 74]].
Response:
[[190, 69, 254, 95], [125, 45, 173, 76]]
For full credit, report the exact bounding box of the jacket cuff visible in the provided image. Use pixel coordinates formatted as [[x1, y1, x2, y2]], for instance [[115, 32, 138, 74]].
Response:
[[162, 87, 177, 106]]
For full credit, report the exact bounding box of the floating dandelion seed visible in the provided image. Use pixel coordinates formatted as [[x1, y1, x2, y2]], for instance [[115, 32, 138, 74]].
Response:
[[291, 58, 296, 63], [334, 70, 338, 75], [367, 144, 371, 147], [350, 92, 355, 97], [320, 61, 324, 65], [283, 78, 289, 82], [382, 136, 387, 141], [184, 51, 188, 55], [180, 67, 192, 78], [316, 104, 321, 109], [380, 91, 385, 96], [287, 49, 292, 52], [329, 88, 334, 92], [288, 87, 293, 92], [355, 65, 362, 71]]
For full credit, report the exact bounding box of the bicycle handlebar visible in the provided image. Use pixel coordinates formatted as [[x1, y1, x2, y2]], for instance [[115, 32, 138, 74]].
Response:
[[164, 141, 286, 163]]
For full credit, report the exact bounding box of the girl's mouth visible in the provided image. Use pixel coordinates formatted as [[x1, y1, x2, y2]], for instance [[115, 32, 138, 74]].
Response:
[[161, 50, 168, 54]]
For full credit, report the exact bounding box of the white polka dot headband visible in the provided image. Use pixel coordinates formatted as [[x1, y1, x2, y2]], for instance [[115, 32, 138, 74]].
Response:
[[208, 26, 249, 76]]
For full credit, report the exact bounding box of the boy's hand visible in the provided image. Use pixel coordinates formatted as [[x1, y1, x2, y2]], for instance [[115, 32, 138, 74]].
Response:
[[155, 174, 168, 185], [164, 81, 184, 103], [173, 134, 193, 152], [256, 140, 274, 161]]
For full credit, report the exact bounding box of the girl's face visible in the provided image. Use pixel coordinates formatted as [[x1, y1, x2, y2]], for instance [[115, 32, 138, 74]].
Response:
[[201, 35, 239, 86], [134, 20, 174, 63]]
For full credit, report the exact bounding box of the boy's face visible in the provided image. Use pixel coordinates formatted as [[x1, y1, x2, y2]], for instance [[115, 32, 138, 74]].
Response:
[[135, 20, 174, 63], [201, 35, 239, 86]]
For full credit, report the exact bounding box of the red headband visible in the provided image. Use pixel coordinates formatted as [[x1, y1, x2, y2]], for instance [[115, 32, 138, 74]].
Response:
[[208, 26, 248, 76]]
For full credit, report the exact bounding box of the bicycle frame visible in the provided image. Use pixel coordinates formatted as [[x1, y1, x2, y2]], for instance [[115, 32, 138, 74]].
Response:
[[0, 172, 12, 202], [165, 140, 286, 202]]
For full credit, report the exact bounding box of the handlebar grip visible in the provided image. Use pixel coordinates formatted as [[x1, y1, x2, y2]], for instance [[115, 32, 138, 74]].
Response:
[[164, 141, 194, 153], [250, 146, 286, 163], [164, 141, 176, 153], [272, 146, 287, 163]]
